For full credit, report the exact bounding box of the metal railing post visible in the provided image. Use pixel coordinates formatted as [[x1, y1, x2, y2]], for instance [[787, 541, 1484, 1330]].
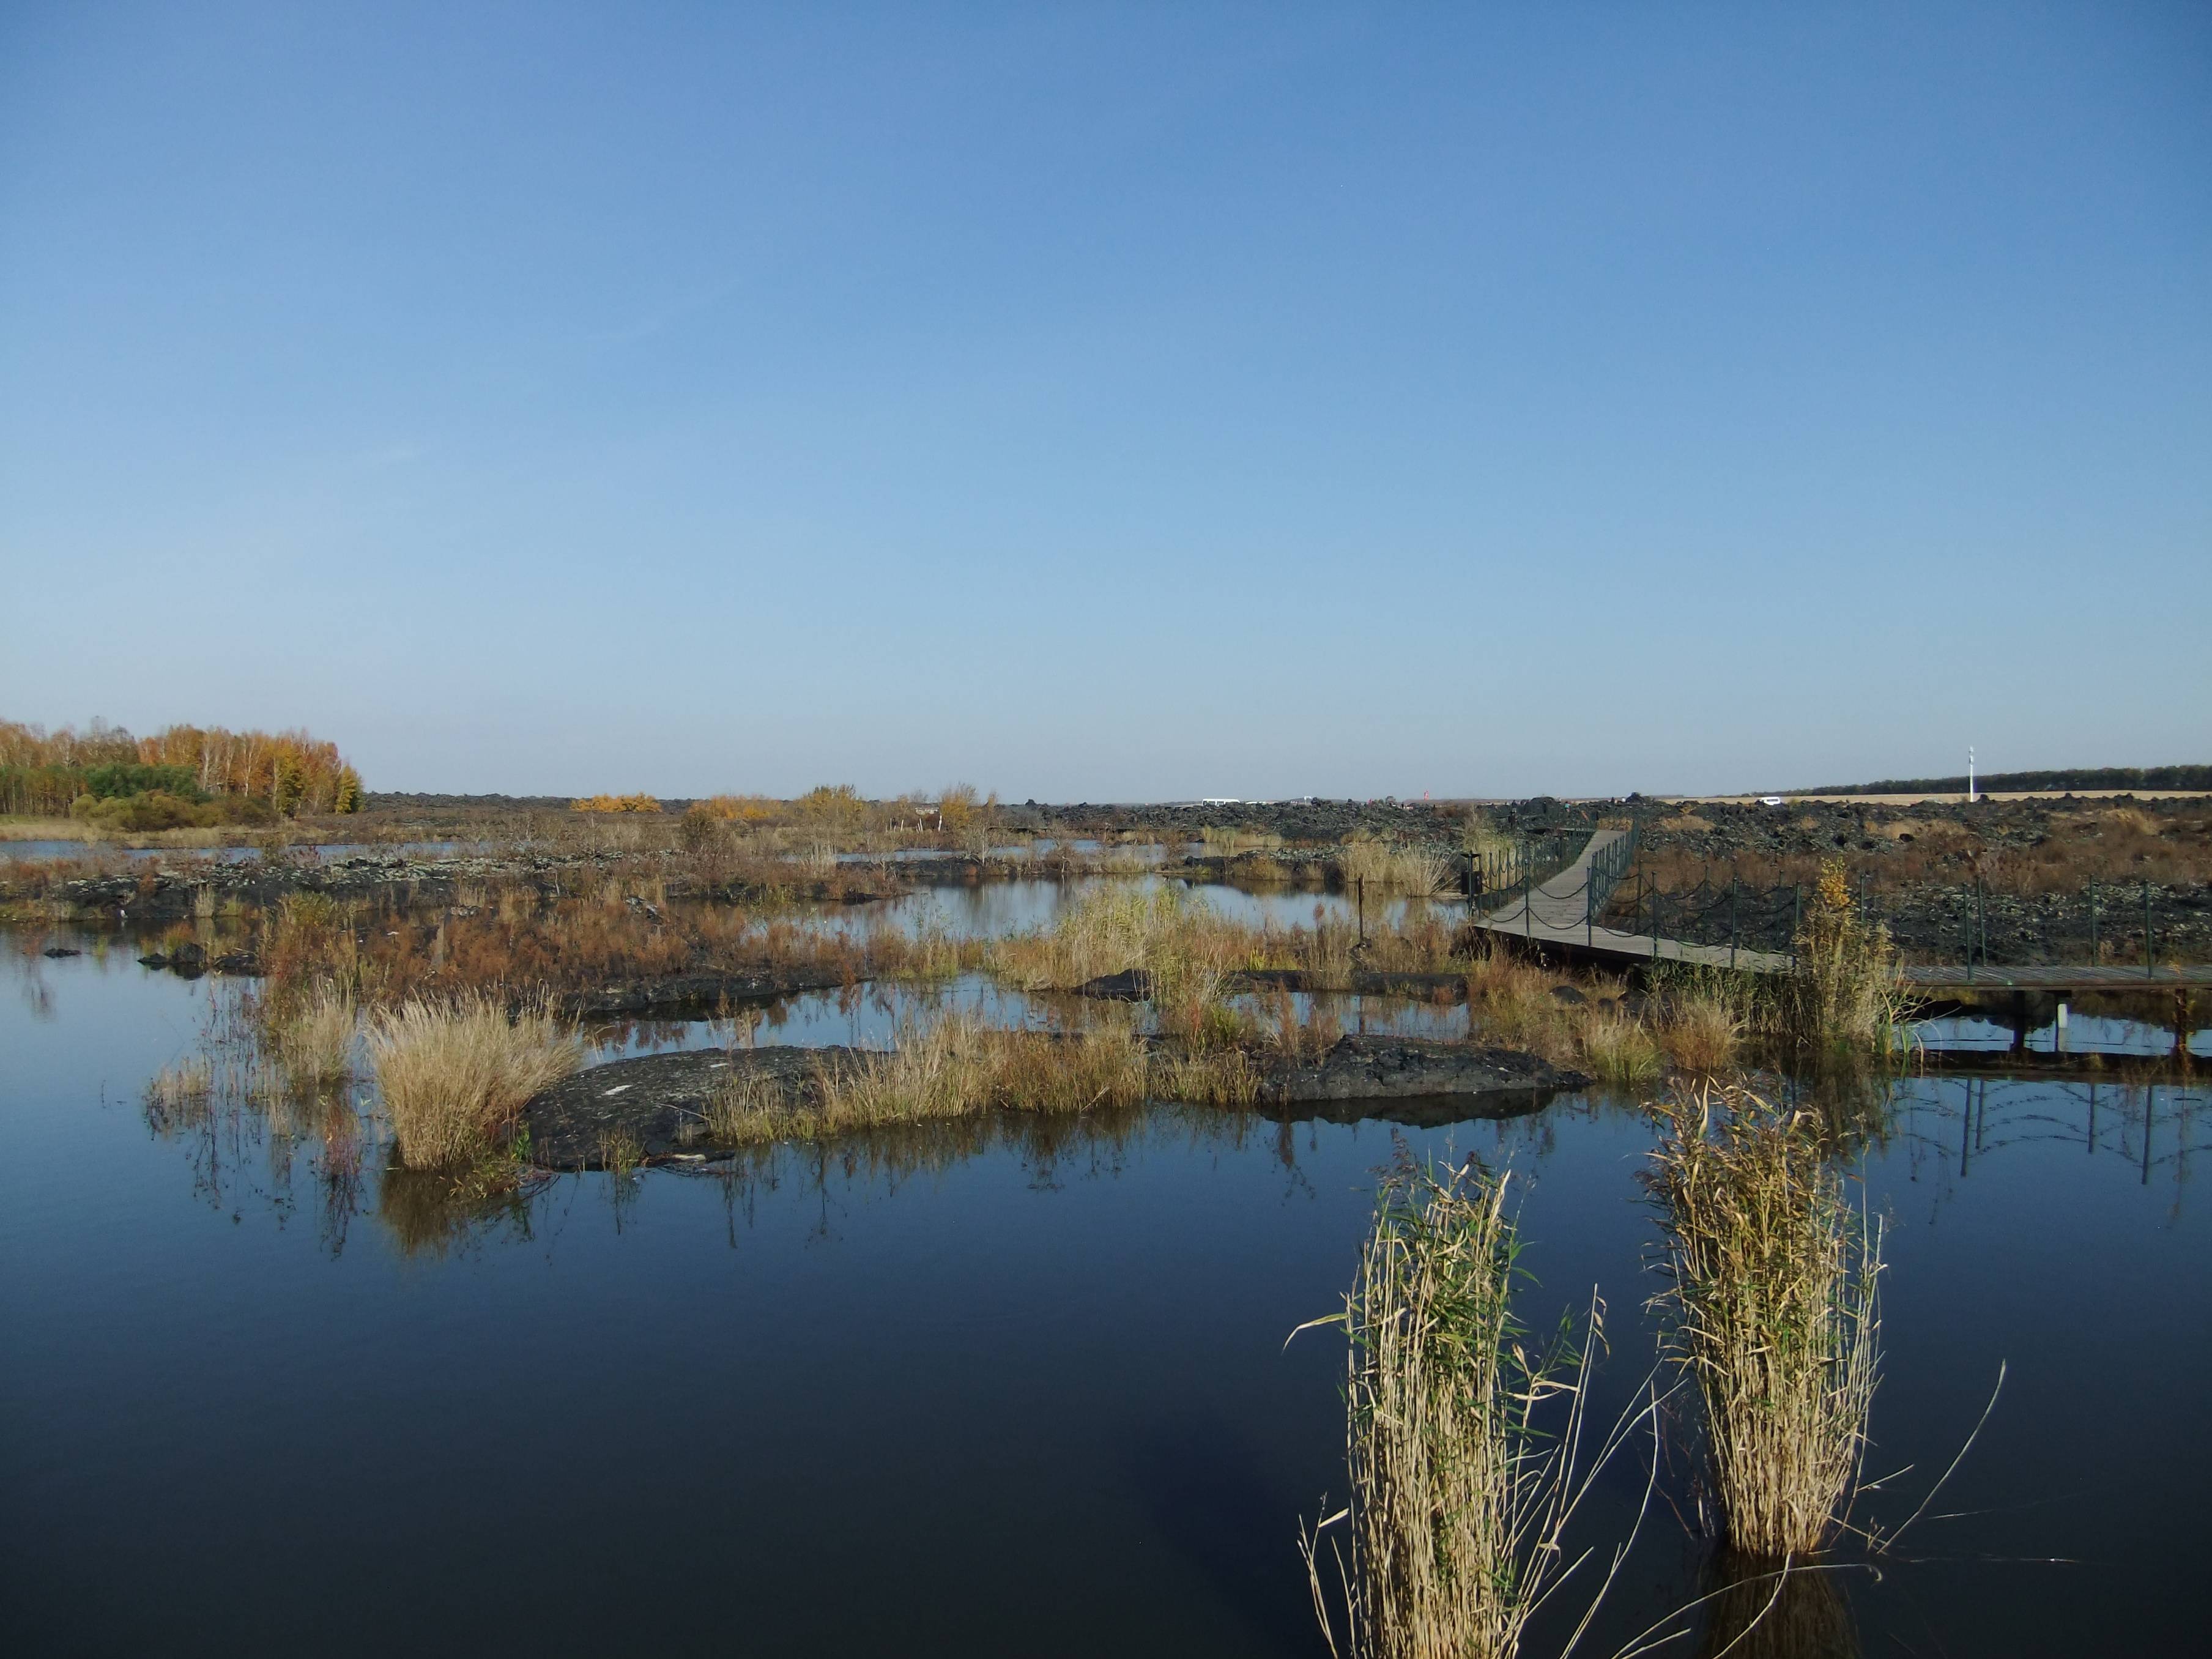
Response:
[[2145, 881, 2155, 978], [1729, 877, 1739, 970]]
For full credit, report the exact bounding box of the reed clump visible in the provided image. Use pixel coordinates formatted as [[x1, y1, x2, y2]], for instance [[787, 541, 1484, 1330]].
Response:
[[988, 883, 1258, 992], [1302, 1159, 1606, 1659], [1783, 861, 1907, 1058], [1657, 970, 1755, 1074], [1642, 1080, 1882, 1558], [265, 982, 357, 1091], [1578, 1007, 1663, 1088], [367, 993, 582, 1168], [1338, 835, 1454, 897]]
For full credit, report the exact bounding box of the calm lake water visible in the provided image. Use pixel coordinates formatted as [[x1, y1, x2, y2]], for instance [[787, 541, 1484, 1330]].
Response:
[[4, 941, 2209, 1656]]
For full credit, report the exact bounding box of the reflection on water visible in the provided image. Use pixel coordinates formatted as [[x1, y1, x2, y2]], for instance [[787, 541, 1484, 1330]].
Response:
[[4, 938, 2210, 1656], [583, 973, 1472, 1063], [1912, 1010, 2211, 1058], [815, 875, 1469, 944], [1693, 1555, 1863, 1659]]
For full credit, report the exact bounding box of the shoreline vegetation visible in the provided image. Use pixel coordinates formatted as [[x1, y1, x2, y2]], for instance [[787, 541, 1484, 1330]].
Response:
[[126, 853, 1929, 1194], [6, 759, 2191, 1214], [1302, 1082, 1896, 1657], [6, 779, 2206, 961]]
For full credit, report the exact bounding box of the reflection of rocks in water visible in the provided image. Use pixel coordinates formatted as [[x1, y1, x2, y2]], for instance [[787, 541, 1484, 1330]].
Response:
[[1694, 1551, 1860, 1659]]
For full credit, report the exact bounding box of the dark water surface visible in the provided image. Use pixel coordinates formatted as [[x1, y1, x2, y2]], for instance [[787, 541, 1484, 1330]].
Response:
[[4, 945, 2208, 1657]]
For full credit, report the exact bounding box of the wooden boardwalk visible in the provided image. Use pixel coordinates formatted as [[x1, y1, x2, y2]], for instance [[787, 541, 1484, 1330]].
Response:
[[1471, 828, 1795, 973], [1472, 830, 2205, 997]]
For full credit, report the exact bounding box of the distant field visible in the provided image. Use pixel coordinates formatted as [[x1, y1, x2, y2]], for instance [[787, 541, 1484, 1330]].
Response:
[[1690, 789, 2212, 806]]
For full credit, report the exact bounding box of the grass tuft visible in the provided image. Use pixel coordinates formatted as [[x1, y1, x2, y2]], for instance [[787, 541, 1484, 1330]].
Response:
[[367, 993, 582, 1168], [1642, 1079, 1882, 1558], [1301, 1156, 1612, 1659]]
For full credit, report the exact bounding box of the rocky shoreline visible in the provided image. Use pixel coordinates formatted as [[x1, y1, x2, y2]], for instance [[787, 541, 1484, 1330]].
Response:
[[2, 847, 907, 922], [521, 1037, 1586, 1170]]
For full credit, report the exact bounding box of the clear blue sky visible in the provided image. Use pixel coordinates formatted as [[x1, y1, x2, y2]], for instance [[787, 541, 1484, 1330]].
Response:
[[3, 2, 2206, 800]]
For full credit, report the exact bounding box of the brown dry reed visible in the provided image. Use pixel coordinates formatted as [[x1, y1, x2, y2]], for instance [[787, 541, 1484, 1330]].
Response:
[[704, 1012, 1152, 1145], [1338, 835, 1455, 897], [1301, 1160, 1627, 1659], [1642, 1080, 1882, 1558], [1783, 862, 1908, 1059], [695, 1010, 1265, 1147], [265, 982, 357, 1091], [368, 992, 582, 1168]]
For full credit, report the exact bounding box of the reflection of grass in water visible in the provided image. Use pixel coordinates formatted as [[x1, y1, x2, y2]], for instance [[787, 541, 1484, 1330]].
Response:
[[1692, 1553, 1861, 1659], [144, 1056, 215, 1129], [374, 1162, 537, 1259]]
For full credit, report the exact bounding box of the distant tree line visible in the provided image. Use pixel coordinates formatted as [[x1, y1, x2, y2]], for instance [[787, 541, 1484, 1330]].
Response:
[[1800, 765, 2211, 795], [0, 718, 363, 822]]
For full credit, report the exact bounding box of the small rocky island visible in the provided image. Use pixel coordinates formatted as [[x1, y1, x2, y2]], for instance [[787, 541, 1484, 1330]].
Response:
[[522, 1037, 1588, 1170]]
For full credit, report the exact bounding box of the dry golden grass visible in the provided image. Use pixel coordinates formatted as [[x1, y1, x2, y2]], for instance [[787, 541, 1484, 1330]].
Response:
[[1301, 1160, 1612, 1659], [702, 1070, 786, 1143], [1338, 835, 1455, 897], [368, 993, 583, 1168], [265, 983, 357, 1091], [988, 883, 1257, 991], [1579, 1008, 1663, 1088], [1643, 1080, 1882, 1558], [1152, 1044, 1263, 1105], [692, 1009, 1274, 1146], [807, 1014, 1150, 1135], [1662, 988, 1745, 1074], [1201, 825, 1284, 856], [1781, 861, 1907, 1058]]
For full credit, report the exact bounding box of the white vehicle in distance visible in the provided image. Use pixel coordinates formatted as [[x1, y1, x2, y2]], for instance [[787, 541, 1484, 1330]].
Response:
[[1759, 795, 1786, 807]]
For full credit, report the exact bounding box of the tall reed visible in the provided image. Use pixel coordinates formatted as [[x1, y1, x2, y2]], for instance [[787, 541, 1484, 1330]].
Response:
[[1302, 1160, 1611, 1659], [1338, 835, 1454, 897], [1781, 861, 1908, 1058], [1642, 1081, 1882, 1557]]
